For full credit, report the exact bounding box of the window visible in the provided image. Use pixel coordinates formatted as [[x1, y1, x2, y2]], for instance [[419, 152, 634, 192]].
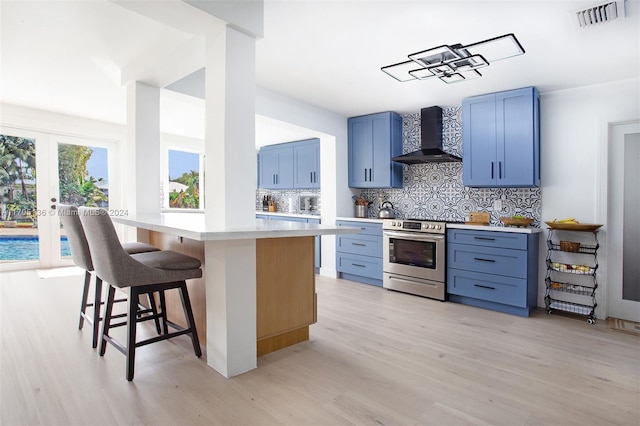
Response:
[[167, 149, 202, 210]]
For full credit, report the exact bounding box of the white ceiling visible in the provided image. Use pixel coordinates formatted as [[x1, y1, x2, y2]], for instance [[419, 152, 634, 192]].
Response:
[[1, 0, 639, 144]]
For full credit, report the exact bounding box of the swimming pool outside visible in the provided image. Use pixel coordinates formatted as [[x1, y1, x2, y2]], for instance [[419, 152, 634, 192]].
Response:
[[0, 235, 71, 261]]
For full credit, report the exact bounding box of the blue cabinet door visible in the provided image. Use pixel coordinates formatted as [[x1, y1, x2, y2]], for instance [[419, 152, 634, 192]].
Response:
[[259, 148, 279, 189], [259, 145, 294, 189], [348, 116, 373, 187], [497, 87, 540, 187], [463, 93, 497, 186], [463, 87, 539, 188], [348, 112, 402, 188], [276, 148, 294, 188], [294, 139, 320, 189]]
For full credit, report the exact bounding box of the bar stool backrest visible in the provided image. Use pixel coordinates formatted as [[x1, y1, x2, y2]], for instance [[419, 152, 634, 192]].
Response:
[[58, 204, 93, 271], [78, 207, 133, 287]]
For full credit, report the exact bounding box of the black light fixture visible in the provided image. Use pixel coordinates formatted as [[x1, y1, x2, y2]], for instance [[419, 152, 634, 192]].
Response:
[[381, 33, 525, 84]]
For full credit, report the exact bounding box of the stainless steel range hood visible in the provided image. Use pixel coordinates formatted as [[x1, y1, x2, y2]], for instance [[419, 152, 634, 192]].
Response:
[[392, 106, 462, 164]]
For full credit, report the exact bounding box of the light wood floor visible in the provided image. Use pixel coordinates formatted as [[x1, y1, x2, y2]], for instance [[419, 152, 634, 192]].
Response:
[[1, 269, 638, 425]]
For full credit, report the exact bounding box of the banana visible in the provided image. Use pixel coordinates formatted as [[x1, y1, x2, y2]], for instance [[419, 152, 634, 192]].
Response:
[[554, 218, 579, 224]]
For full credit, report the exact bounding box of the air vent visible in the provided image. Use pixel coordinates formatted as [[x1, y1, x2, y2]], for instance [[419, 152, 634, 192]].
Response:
[[574, 0, 626, 27]]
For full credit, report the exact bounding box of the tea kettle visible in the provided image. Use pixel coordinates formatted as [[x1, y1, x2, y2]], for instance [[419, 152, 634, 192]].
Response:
[[378, 201, 395, 219]]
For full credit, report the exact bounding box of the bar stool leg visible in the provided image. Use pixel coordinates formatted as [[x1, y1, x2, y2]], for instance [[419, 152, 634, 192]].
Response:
[[126, 287, 139, 381], [78, 270, 92, 330], [91, 277, 103, 349], [147, 293, 162, 334], [158, 290, 169, 335], [179, 282, 202, 357], [99, 286, 115, 356]]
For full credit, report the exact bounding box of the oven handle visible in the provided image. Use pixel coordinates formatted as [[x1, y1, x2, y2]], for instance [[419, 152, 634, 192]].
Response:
[[383, 231, 445, 243]]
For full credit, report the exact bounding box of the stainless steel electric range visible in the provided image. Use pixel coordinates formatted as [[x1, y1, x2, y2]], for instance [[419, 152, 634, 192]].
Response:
[[382, 218, 447, 301]]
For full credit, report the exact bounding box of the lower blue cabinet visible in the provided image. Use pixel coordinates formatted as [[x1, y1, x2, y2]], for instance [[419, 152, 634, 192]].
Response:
[[336, 220, 383, 287], [447, 228, 539, 317]]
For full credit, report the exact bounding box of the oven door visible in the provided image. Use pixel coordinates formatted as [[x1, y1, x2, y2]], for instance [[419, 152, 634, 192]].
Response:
[[383, 230, 445, 283]]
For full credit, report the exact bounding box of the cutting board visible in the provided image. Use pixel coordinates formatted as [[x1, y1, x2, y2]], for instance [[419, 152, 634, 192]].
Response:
[[466, 212, 490, 225]]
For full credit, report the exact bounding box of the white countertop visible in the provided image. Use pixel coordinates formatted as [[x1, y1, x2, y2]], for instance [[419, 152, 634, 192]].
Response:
[[335, 216, 386, 223], [336, 217, 542, 233], [447, 223, 543, 234], [113, 213, 359, 241], [255, 211, 321, 220]]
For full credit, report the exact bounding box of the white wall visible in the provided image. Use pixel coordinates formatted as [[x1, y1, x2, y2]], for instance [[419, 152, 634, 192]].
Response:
[[539, 78, 640, 318], [256, 87, 350, 277]]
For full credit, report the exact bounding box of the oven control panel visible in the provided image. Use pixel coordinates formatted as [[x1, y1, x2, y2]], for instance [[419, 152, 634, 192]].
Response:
[[382, 219, 445, 234]]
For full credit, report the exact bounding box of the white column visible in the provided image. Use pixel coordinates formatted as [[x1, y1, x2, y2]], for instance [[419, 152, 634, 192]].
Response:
[[126, 81, 161, 216], [203, 24, 258, 378]]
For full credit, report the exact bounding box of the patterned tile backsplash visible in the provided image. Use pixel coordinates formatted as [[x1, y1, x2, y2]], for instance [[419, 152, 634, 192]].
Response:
[[256, 106, 541, 226], [256, 188, 321, 214], [360, 107, 541, 226]]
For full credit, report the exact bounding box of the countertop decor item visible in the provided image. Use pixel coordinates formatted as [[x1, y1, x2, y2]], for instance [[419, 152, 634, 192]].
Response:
[[467, 212, 490, 225], [501, 216, 534, 227], [377, 201, 395, 219], [545, 221, 603, 232], [353, 195, 372, 218]]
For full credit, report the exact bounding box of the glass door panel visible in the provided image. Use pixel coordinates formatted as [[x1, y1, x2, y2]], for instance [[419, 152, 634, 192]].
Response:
[[0, 132, 40, 267], [56, 140, 111, 262]]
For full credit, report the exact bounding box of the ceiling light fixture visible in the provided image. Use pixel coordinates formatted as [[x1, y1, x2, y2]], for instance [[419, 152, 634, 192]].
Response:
[[381, 33, 525, 84]]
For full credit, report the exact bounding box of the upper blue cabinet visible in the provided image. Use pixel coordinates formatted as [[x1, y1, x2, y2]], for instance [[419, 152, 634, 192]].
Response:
[[293, 139, 320, 189], [259, 144, 294, 189], [348, 112, 403, 188], [462, 87, 540, 188], [258, 138, 320, 190]]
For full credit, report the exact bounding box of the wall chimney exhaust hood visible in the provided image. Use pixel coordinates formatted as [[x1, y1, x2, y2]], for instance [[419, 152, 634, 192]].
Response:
[[392, 106, 461, 164]]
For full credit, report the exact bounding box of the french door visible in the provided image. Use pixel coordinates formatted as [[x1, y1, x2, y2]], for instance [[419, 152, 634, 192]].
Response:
[[0, 126, 117, 270], [607, 121, 640, 321]]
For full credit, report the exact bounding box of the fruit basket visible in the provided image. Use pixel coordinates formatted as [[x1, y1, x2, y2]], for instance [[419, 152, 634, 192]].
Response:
[[550, 262, 595, 275], [545, 221, 602, 232], [500, 217, 534, 227], [559, 240, 580, 252]]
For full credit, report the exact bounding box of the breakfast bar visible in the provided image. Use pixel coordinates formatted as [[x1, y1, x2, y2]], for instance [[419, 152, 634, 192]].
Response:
[[113, 213, 358, 378]]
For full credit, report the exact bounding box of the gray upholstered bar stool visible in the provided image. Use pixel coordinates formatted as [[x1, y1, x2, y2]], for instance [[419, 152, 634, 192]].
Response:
[[78, 207, 202, 381], [58, 204, 161, 349]]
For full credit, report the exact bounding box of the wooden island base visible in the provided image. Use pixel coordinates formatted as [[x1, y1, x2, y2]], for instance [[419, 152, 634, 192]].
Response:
[[145, 231, 316, 357]]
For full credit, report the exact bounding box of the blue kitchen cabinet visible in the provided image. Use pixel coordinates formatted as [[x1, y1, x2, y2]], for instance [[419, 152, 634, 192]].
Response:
[[258, 139, 320, 189], [259, 144, 294, 189], [348, 112, 403, 189], [336, 220, 383, 286], [462, 86, 540, 188], [269, 216, 307, 223], [447, 228, 539, 317], [257, 214, 321, 270], [293, 139, 320, 189]]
